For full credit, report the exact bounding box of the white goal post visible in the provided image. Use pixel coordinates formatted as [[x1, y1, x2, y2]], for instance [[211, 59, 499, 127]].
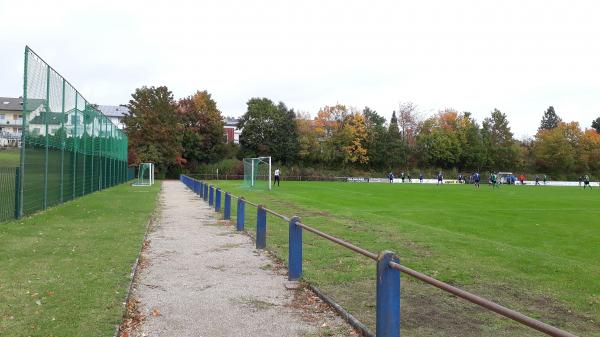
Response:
[[132, 162, 154, 187], [243, 156, 272, 190]]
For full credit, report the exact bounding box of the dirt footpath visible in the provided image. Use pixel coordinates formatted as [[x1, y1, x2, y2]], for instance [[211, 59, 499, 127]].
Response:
[[126, 180, 353, 337]]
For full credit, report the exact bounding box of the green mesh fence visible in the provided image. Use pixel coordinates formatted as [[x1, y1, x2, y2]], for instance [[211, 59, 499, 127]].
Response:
[[18, 46, 128, 217]]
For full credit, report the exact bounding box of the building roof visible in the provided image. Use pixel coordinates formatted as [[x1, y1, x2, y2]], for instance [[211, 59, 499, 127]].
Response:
[[224, 117, 239, 127], [0, 97, 24, 111], [0, 97, 47, 112], [97, 105, 129, 117]]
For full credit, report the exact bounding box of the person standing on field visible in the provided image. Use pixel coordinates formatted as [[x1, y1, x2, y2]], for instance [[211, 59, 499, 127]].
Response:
[[274, 168, 281, 187], [437, 171, 443, 185], [419, 172, 424, 183], [473, 172, 481, 188], [583, 175, 592, 189]]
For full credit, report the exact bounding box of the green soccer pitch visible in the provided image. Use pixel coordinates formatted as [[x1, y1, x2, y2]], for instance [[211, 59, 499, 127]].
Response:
[[212, 180, 600, 337]]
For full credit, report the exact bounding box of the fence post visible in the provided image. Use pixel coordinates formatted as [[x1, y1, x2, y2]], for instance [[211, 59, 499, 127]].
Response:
[[224, 192, 231, 220], [256, 205, 266, 249], [209, 185, 214, 206], [204, 184, 208, 201], [376, 251, 400, 337], [215, 188, 221, 212], [199, 182, 204, 197], [14, 167, 21, 219], [237, 197, 245, 231], [288, 216, 302, 281]]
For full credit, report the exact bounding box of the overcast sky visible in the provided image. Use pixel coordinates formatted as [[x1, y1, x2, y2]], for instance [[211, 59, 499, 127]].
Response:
[[1, 0, 599, 138]]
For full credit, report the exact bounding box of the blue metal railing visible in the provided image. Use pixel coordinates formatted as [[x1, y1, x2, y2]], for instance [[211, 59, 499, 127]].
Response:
[[179, 174, 578, 337]]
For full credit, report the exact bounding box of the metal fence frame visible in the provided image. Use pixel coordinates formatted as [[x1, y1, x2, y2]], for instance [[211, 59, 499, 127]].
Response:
[[180, 174, 579, 337]]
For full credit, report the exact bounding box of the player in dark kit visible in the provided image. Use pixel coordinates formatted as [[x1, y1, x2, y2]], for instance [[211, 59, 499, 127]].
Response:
[[583, 175, 592, 189], [437, 171, 443, 185], [419, 172, 424, 183], [473, 172, 481, 188]]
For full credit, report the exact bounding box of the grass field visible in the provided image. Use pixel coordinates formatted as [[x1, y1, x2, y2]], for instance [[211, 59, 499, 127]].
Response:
[[0, 148, 20, 167], [209, 180, 600, 337], [0, 182, 161, 337]]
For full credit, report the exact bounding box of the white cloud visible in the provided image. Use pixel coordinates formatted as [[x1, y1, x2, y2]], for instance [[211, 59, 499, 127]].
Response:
[[1, 0, 599, 137]]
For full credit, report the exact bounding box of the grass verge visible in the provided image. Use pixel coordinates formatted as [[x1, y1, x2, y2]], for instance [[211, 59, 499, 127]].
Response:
[[0, 182, 161, 337]]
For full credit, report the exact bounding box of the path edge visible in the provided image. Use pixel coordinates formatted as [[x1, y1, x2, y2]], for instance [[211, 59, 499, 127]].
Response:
[[113, 185, 162, 337], [240, 228, 375, 337]]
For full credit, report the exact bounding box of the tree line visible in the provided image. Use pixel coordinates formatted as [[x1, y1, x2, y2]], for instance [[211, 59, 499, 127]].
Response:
[[124, 86, 600, 179]]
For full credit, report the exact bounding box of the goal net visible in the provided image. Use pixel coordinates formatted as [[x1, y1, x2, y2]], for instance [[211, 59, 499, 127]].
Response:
[[132, 163, 154, 187], [243, 157, 271, 190]]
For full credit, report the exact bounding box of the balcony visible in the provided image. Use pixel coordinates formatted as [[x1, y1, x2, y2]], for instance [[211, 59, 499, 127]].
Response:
[[0, 119, 22, 126]]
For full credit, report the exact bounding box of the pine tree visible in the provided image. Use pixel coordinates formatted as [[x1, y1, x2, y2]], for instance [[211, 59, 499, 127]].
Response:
[[539, 106, 561, 131], [592, 117, 600, 133]]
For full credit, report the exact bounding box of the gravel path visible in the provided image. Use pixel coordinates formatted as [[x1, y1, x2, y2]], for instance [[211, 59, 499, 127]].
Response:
[[129, 180, 352, 337]]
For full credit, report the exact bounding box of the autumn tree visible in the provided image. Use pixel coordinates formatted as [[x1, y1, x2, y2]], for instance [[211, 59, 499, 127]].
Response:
[[124, 86, 182, 177], [539, 106, 561, 131], [579, 129, 600, 175], [532, 122, 583, 176], [295, 111, 319, 164], [415, 109, 462, 168], [341, 111, 369, 164], [177, 90, 225, 170], [314, 104, 348, 164]]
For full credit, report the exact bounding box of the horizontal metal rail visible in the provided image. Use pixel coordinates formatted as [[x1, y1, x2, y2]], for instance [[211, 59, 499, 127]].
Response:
[[388, 262, 577, 337], [297, 222, 379, 260], [244, 198, 259, 207], [264, 208, 290, 222]]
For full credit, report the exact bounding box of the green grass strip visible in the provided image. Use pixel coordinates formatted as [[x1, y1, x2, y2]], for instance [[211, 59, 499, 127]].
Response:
[[0, 182, 161, 337]]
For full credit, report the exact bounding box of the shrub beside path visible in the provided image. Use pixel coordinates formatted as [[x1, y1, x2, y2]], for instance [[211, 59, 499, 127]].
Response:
[[127, 180, 354, 337]]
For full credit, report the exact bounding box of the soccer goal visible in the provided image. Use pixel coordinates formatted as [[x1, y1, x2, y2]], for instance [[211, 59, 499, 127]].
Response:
[[132, 163, 154, 187], [243, 156, 271, 190]]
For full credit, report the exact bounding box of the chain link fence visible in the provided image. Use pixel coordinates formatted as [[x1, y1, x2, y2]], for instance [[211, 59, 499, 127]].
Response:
[[16, 46, 128, 218]]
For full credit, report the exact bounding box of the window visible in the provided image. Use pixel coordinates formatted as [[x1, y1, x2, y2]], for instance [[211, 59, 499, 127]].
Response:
[[0, 114, 5, 120]]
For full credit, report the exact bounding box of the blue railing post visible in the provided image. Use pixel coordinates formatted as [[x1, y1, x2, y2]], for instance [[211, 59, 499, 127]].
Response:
[[288, 216, 302, 281], [215, 188, 221, 212], [376, 251, 400, 337], [237, 197, 245, 231], [256, 205, 266, 249], [209, 185, 214, 205], [224, 192, 231, 220], [200, 182, 205, 198], [203, 184, 208, 201]]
